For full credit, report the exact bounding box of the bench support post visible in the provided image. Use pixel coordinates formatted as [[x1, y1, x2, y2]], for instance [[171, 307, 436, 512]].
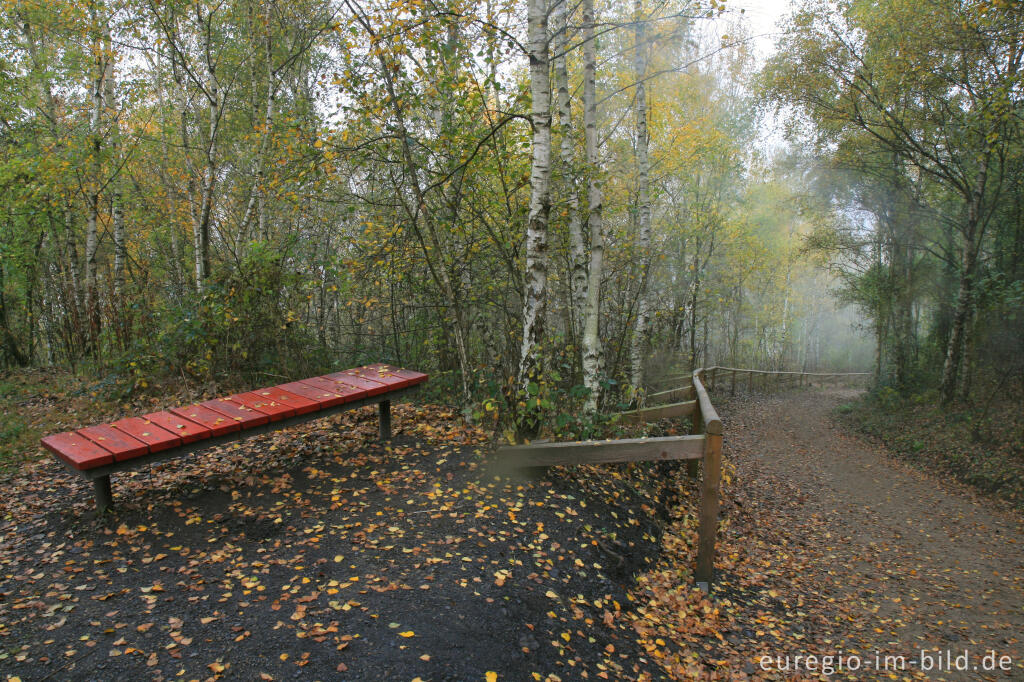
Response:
[[379, 400, 391, 440], [94, 475, 112, 513]]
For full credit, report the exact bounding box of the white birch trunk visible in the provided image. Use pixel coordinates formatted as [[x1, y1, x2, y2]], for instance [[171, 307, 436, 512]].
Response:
[[629, 0, 652, 398], [517, 0, 553, 424], [85, 8, 105, 342], [552, 0, 586, 339], [581, 0, 604, 414], [104, 27, 126, 299], [239, 3, 275, 242], [195, 5, 221, 292]]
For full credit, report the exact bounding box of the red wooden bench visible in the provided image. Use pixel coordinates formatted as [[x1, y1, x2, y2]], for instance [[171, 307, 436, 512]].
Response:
[[40, 364, 428, 512]]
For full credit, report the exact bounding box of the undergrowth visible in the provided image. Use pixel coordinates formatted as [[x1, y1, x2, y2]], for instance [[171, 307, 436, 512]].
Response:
[[840, 387, 1024, 511]]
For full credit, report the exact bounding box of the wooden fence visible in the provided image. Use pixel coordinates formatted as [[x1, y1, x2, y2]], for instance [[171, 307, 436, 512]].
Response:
[[498, 366, 869, 590]]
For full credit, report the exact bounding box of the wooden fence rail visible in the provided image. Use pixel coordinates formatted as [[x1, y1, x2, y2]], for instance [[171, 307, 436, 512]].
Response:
[[497, 366, 869, 591]]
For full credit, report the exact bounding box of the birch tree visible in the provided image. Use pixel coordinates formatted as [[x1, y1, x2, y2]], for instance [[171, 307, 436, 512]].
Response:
[[551, 0, 586, 341], [516, 0, 553, 435], [580, 0, 604, 413], [629, 0, 652, 398]]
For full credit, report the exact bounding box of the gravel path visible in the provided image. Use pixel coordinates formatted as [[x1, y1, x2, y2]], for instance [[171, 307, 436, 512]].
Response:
[[721, 388, 1024, 680]]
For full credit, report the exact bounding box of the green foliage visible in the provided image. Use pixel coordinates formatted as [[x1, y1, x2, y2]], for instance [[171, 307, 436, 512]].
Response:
[[120, 244, 330, 387], [843, 389, 1024, 510], [0, 413, 29, 474], [0, 0, 874, 435]]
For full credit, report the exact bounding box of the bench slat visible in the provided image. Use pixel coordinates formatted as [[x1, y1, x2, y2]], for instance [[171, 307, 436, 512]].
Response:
[[277, 380, 351, 408], [231, 392, 296, 421], [111, 417, 182, 453], [322, 371, 389, 396], [362, 363, 428, 386], [169, 405, 240, 436], [142, 411, 212, 444], [251, 388, 319, 415], [78, 425, 149, 461], [201, 398, 271, 428], [347, 365, 413, 389], [41, 431, 114, 470], [299, 376, 368, 402]]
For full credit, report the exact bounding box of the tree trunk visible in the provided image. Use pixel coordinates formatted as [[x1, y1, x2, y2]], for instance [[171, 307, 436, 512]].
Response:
[[629, 0, 652, 398], [104, 29, 126, 300], [194, 6, 220, 292], [152, 51, 185, 292], [688, 252, 700, 370], [516, 0, 553, 435], [239, 3, 275, 242], [940, 157, 988, 404], [581, 0, 604, 414], [85, 10, 106, 349], [552, 0, 585, 344]]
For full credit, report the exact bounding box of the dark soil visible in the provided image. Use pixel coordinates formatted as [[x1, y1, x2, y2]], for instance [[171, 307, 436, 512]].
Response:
[[0, 403, 684, 681], [6, 385, 1023, 681]]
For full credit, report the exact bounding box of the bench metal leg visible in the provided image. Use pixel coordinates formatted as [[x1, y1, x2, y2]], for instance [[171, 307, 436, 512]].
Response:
[[94, 475, 113, 513], [378, 400, 391, 441]]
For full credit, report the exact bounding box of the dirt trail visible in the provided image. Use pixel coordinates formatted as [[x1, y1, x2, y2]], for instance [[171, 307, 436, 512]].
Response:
[[722, 388, 1024, 679]]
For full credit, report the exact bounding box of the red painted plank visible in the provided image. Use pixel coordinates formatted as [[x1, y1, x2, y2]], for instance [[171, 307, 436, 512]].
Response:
[[142, 411, 212, 444], [277, 381, 350, 408], [344, 364, 413, 389], [41, 431, 114, 470], [322, 371, 389, 397], [232, 392, 296, 421], [77, 424, 149, 462], [201, 398, 271, 429], [364, 363, 428, 386], [300, 376, 368, 402], [111, 417, 182, 453], [169, 405, 239, 436], [251, 388, 319, 416]]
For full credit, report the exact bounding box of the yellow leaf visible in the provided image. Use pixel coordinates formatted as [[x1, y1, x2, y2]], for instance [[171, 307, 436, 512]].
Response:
[[486, 673, 498, 682], [398, 631, 415, 638]]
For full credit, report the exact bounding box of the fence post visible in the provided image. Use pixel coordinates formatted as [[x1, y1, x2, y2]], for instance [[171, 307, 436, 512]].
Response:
[[688, 375, 702, 478], [695, 422, 723, 590]]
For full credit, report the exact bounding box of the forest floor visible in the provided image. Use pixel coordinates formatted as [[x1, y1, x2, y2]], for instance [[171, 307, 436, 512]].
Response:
[[1, 383, 1023, 680], [838, 389, 1024, 511], [713, 388, 1024, 680]]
